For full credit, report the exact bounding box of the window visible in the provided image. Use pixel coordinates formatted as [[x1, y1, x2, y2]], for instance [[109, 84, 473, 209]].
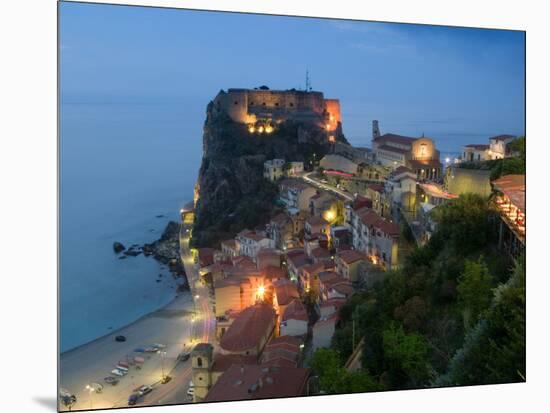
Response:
[[262, 102, 266, 106], [289, 102, 294, 107], [234, 101, 238, 105], [197, 357, 203, 367]]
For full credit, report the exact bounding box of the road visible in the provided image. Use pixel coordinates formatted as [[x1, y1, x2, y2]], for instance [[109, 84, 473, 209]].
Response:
[[301, 171, 355, 201], [58, 221, 215, 411]]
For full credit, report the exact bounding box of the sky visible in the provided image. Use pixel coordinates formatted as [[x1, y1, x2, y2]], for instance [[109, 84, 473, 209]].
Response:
[[59, 1, 525, 151]]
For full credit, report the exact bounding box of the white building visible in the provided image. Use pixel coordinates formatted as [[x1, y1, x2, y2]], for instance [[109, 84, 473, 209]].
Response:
[[350, 207, 400, 270], [235, 229, 275, 258], [286, 161, 304, 176], [264, 159, 285, 181], [489, 135, 515, 159], [280, 299, 308, 337], [279, 179, 317, 213]]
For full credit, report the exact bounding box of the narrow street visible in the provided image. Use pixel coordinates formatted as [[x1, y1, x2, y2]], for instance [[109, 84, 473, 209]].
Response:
[[301, 171, 355, 201]]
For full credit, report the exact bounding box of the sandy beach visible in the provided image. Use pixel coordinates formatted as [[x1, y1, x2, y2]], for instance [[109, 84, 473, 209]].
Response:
[[59, 291, 196, 410]]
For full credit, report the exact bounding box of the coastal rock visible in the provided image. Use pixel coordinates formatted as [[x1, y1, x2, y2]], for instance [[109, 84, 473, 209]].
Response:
[[192, 102, 347, 248], [113, 242, 126, 254]]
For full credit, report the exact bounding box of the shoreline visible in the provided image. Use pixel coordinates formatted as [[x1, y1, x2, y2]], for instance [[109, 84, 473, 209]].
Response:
[[60, 290, 192, 357]]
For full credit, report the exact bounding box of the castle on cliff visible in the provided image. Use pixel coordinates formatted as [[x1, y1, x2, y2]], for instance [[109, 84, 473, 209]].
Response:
[[211, 87, 342, 133]]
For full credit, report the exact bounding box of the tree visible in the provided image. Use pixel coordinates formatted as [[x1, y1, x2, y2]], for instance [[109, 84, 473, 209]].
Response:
[[382, 323, 430, 387], [309, 348, 379, 394], [440, 258, 525, 386], [431, 193, 495, 253], [457, 258, 494, 328]]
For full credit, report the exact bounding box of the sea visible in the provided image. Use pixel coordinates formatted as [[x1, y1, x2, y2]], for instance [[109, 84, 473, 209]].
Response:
[[59, 101, 495, 353], [59, 101, 203, 353]]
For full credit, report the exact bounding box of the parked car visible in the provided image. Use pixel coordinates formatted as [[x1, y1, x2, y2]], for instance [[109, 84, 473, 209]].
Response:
[[152, 343, 166, 349], [104, 376, 119, 385], [115, 335, 126, 342], [186, 387, 194, 399], [136, 385, 152, 396], [111, 368, 127, 377], [144, 347, 159, 353], [128, 393, 140, 406]]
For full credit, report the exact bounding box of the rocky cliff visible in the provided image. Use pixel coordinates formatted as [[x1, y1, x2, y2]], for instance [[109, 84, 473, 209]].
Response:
[[191, 97, 348, 248]]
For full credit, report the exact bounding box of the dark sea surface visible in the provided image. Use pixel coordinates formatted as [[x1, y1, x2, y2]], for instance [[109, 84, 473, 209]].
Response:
[[59, 101, 202, 352]]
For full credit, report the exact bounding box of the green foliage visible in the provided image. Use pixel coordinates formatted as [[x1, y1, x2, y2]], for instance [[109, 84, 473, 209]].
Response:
[[382, 323, 430, 386], [506, 136, 526, 159], [309, 348, 379, 394], [457, 258, 494, 328], [490, 156, 525, 181], [441, 258, 525, 386], [431, 193, 495, 253]]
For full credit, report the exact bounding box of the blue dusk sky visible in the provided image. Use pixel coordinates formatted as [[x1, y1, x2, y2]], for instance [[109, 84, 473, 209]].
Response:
[[59, 2, 525, 151]]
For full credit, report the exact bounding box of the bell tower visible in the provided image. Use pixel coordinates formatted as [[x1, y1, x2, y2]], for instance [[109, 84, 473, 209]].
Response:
[[372, 120, 380, 139], [191, 343, 213, 402]]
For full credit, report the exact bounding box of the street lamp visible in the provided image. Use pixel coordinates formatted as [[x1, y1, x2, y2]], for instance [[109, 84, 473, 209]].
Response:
[[85, 385, 95, 409], [160, 351, 167, 382]]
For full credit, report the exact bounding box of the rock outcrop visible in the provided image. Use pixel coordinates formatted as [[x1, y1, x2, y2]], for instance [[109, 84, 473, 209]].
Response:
[[191, 94, 347, 248]]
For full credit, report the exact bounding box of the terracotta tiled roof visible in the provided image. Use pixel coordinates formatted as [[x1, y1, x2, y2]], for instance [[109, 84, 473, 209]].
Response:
[[490, 134, 515, 141], [306, 215, 329, 226], [310, 247, 331, 259], [465, 144, 490, 150], [374, 133, 417, 146], [220, 304, 276, 353], [337, 249, 366, 265], [239, 230, 268, 242], [211, 354, 257, 373], [352, 195, 373, 211], [377, 144, 409, 154], [282, 299, 309, 322], [221, 239, 237, 250], [492, 174, 526, 213], [368, 183, 385, 193], [302, 262, 325, 275], [274, 279, 299, 306], [231, 255, 255, 267], [270, 213, 291, 226], [393, 166, 414, 176], [287, 253, 310, 269], [204, 364, 309, 402], [198, 248, 215, 267]]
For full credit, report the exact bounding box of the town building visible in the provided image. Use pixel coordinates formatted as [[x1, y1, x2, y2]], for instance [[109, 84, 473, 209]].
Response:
[[236, 230, 275, 258], [335, 249, 367, 282], [260, 335, 304, 368], [266, 213, 294, 250], [263, 159, 285, 181], [309, 191, 340, 222], [304, 215, 330, 240], [461, 135, 517, 162], [462, 144, 490, 162], [286, 248, 309, 283], [371, 121, 442, 180], [384, 166, 417, 217], [318, 272, 354, 301], [219, 303, 277, 357], [445, 165, 492, 198], [319, 154, 359, 175], [286, 161, 304, 176], [279, 179, 317, 213], [212, 87, 341, 133], [191, 343, 214, 402], [220, 239, 239, 259], [204, 364, 309, 402], [350, 207, 400, 269], [280, 299, 309, 337], [491, 174, 525, 259]]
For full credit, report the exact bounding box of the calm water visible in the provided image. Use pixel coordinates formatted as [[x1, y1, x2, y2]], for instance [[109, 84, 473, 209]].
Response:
[[59, 101, 202, 352]]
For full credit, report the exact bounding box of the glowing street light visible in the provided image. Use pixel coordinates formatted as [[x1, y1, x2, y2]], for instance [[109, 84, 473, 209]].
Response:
[[445, 157, 450, 164], [85, 385, 95, 409], [248, 125, 255, 133]]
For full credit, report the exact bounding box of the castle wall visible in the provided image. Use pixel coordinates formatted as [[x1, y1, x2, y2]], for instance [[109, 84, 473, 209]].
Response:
[[213, 88, 336, 126]]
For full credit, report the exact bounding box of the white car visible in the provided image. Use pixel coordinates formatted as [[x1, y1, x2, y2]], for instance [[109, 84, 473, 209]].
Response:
[[186, 387, 194, 398], [111, 368, 127, 377]]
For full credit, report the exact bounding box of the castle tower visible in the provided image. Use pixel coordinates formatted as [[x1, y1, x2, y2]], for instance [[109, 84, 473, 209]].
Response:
[[372, 120, 380, 139], [191, 343, 213, 402]]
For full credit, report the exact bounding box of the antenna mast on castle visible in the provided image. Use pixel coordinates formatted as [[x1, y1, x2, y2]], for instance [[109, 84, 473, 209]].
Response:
[[305, 69, 311, 92]]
